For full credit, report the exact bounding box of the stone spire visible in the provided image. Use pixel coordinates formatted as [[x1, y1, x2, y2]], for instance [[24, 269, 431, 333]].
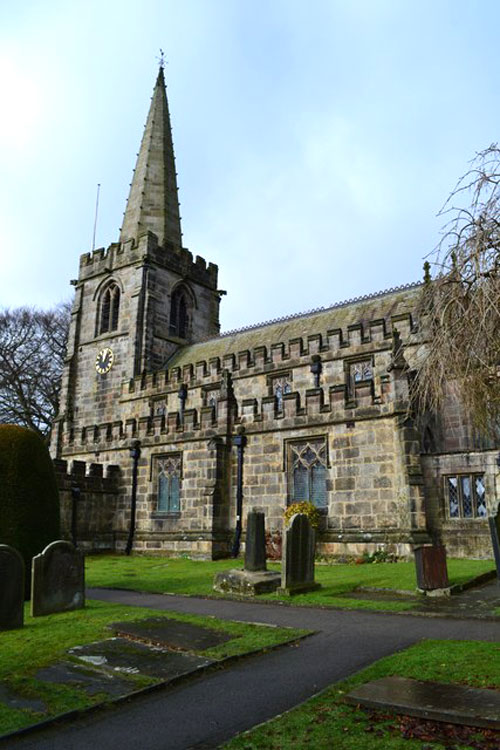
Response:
[[120, 66, 182, 247]]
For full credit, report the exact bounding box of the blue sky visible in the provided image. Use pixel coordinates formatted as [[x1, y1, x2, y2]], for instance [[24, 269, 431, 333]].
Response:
[[1, 0, 499, 330]]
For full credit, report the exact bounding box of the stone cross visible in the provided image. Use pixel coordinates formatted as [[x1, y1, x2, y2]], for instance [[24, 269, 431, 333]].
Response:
[[31, 540, 85, 617], [279, 513, 320, 595], [244, 511, 267, 572], [0, 544, 24, 630]]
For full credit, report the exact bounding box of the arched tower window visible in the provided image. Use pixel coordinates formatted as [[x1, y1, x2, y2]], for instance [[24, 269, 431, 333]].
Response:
[[169, 286, 192, 339], [98, 283, 120, 335]]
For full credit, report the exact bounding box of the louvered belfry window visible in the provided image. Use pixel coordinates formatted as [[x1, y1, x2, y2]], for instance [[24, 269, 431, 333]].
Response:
[[156, 454, 182, 513], [99, 283, 120, 334], [288, 439, 328, 509]]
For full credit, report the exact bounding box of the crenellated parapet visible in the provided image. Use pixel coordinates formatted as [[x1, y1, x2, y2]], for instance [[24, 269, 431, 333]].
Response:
[[53, 457, 120, 492], [118, 306, 417, 405], [78, 231, 217, 289]]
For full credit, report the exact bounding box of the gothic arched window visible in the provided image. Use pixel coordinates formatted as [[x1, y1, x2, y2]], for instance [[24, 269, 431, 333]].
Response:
[[98, 283, 120, 335], [169, 286, 191, 339]]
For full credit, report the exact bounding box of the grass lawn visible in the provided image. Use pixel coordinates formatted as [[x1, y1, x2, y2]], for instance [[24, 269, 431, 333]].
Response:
[[223, 639, 500, 749], [85, 555, 495, 612], [0, 600, 308, 738]]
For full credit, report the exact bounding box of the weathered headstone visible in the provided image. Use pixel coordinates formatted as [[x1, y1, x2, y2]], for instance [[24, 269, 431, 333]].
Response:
[[213, 510, 281, 595], [278, 513, 321, 595], [244, 511, 267, 572], [0, 544, 24, 630], [31, 540, 85, 617]]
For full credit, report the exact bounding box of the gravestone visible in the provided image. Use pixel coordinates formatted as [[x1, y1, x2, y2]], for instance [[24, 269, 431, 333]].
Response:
[[213, 510, 281, 595], [278, 513, 321, 595], [31, 540, 85, 617], [245, 511, 267, 572], [488, 503, 500, 580], [0, 544, 24, 630]]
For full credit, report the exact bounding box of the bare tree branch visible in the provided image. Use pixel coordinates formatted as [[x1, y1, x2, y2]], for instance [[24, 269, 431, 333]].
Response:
[[0, 303, 70, 439]]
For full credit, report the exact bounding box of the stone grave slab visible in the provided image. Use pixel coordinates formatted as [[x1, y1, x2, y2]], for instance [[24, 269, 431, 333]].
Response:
[[35, 662, 133, 697], [213, 568, 281, 596], [108, 617, 234, 651], [69, 638, 213, 679], [345, 676, 500, 730], [31, 540, 85, 617], [0, 544, 24, 630], [0, 682, 46, 713]]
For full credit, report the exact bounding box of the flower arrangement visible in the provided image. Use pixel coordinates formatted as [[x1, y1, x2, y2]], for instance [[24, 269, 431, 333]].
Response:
[[283, 501, 320, 529]]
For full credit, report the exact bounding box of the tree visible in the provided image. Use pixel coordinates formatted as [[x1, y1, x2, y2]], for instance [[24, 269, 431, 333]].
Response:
[[0, 303, 70, 439], [414, 145, 500, 438]]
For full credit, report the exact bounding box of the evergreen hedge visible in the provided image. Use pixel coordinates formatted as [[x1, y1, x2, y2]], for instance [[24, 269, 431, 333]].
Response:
[[0, 425, 60, 597]]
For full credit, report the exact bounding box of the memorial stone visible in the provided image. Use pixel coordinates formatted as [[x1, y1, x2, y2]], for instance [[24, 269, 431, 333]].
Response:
[[31, 540, 85, 617], [213, 510, 281, 595], [244, 511, 267, 572], [279, 513, 320, 595], [0, 544, 24, 630]]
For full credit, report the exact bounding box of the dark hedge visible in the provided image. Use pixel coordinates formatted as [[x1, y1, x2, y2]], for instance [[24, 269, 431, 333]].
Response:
[[0, 424, 60, 598]]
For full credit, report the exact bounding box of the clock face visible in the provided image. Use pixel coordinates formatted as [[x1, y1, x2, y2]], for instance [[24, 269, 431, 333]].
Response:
[[95, 347, 114, 375]]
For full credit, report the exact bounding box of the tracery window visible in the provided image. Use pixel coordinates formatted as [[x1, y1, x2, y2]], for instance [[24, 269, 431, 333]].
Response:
[[98, 283, 120, 334], [155, 454, 182, 513], [288, 438, 328, 509], [350, 360, 373, 384], [169, 287, 191, 339], [445, 474, 487, 519]]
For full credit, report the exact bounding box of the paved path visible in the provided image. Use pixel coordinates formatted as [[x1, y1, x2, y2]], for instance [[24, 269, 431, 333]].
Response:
[[6, 589, 500, 750]]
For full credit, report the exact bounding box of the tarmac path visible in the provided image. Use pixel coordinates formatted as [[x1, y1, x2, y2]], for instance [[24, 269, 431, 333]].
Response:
[[5, 588, 500, 750]]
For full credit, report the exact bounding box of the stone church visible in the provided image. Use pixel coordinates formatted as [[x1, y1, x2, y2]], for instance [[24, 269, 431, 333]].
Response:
[[51, 67, 497, 560]]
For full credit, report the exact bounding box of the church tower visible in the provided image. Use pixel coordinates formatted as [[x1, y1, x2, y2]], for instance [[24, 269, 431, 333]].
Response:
[[52, 66, 222, 455]]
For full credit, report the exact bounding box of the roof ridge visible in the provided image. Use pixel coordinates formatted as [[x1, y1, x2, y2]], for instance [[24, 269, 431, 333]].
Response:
[[195, 281, 422, 344]]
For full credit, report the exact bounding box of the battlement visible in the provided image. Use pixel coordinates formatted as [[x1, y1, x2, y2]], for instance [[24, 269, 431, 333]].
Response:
[[120, 306, 416, 403], [53, 458, 120, 491], [77, 231, 218, 288], [64, 372, 402, 455]]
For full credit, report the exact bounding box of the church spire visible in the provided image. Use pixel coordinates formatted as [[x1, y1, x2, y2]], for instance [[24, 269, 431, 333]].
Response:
[[120, 66, 182, 247]]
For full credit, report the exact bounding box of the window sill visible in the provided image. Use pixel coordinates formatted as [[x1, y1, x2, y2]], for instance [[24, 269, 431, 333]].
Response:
[[152, 512, 181, 519]]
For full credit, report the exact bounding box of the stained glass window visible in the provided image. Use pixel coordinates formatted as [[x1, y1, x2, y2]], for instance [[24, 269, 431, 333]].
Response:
[[288, 439, 328, 509], [156, 454, 182, 513], [445, 474, 487, 519]]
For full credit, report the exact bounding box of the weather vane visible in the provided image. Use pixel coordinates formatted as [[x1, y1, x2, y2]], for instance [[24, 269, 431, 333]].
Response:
[[157, 49, 166, 69]]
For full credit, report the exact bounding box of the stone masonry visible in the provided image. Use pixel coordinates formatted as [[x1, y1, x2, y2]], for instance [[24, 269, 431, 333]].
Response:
[[51, 66, 497, 561]]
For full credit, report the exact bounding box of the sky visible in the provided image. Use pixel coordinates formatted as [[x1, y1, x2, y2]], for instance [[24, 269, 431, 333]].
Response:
[[1, 0, 500, 332]]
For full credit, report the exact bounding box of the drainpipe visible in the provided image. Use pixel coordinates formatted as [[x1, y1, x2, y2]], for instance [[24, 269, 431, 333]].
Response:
[[70, 484, 81, 547], [125, 440, 141, 556], [178, 383, 187, 425], [231, 428, 247, 558]]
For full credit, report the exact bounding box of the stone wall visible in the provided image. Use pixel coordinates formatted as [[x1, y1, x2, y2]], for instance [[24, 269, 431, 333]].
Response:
[[421, 451, 496, 559], [54, 459, 120, 551]]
